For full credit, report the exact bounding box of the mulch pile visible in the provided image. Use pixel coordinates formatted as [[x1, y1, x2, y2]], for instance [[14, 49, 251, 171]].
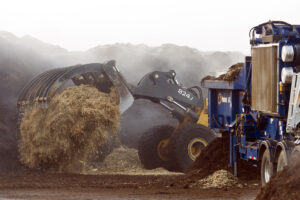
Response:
[[171, 136, 259, 189], [187, 137, 231, 178], [256, 154, 300, 200], [87, 146, 181, 175], [188, 136, 258, 180], [202, 62, 244, 82], [19, 85, 120, 172], [190, 170, 242, 189]]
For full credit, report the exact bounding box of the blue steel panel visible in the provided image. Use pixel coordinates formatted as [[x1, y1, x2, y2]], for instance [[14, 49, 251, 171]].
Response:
[[264, 118, 279, 140], [208, 89, 243, 131]]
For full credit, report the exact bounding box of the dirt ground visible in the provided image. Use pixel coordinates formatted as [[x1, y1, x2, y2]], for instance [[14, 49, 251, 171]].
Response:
[[0, 144, 260, 199], [0, 172, 259, 200], [0, 133, 260, 200]]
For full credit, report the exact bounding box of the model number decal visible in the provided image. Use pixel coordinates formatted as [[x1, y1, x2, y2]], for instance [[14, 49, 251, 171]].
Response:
[[178, 89, 194, 100]]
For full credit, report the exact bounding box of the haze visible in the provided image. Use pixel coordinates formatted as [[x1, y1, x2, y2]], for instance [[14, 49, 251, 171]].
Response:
[[0, 0, 298, 54]]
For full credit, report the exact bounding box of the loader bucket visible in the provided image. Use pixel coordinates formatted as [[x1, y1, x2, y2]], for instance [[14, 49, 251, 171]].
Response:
[[17, 60, 134, 120]]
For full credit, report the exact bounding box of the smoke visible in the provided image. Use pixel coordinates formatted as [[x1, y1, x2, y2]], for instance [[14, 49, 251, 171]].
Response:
[[75, 44, 244, 147], [0, 32, 244, 170], [0, 32, 57, 171], [119, 100, 178, 148]]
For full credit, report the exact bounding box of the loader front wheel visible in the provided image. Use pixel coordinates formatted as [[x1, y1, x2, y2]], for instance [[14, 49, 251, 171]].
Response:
[[168, 124, 216, 172], [138, 125, 174, 170]]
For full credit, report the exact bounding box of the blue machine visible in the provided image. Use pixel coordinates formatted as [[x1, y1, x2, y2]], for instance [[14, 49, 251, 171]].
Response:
[[202, 21, 300, 186]]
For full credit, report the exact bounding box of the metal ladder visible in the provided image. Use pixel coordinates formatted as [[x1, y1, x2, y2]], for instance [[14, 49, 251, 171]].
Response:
[[287, 73, 300, 133]]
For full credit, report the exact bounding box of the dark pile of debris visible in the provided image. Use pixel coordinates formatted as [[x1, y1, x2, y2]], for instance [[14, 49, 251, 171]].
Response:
[[202, 62, 244, 82]]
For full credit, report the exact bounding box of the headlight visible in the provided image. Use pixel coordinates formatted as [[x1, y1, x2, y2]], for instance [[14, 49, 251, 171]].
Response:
[[282, 45, 294, 62]]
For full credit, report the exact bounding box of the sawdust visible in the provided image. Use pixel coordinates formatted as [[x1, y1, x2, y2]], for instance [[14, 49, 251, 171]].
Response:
[[202, 63, 244, 82], [96, 146, 142, 173], [191, 170, 242, 189], [87, 146, 182, 176], [19, 85, 120, 172]]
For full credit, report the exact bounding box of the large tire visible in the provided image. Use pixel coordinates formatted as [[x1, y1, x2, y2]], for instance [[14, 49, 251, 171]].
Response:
[[261, 149, 274, 187], [168, 124, 216, 172], [276, 149, 288, 172], [138, 125, 174, 170]]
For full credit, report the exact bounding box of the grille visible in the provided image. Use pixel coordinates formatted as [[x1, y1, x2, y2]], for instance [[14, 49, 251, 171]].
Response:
[[251, 45, 278, 114]]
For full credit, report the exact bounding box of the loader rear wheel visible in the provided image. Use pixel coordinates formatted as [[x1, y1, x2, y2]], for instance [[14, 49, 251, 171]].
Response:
[[261, 149, 274, 187], [168, 124, 216, 172], [138, 125, 174, 170]]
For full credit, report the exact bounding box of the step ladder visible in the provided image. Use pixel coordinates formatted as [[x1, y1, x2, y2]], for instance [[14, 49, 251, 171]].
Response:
[[287, 73, 300, 133]]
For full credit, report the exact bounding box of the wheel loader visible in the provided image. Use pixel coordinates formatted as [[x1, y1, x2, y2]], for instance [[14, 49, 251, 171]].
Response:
[[17, 60, 216, 172]]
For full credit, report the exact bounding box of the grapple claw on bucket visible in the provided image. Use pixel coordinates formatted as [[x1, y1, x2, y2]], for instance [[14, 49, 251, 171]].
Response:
[[17, 60, 134, 121]]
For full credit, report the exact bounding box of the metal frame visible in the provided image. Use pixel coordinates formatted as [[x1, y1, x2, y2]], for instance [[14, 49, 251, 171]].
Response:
[[287, 73, 300, 133]]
